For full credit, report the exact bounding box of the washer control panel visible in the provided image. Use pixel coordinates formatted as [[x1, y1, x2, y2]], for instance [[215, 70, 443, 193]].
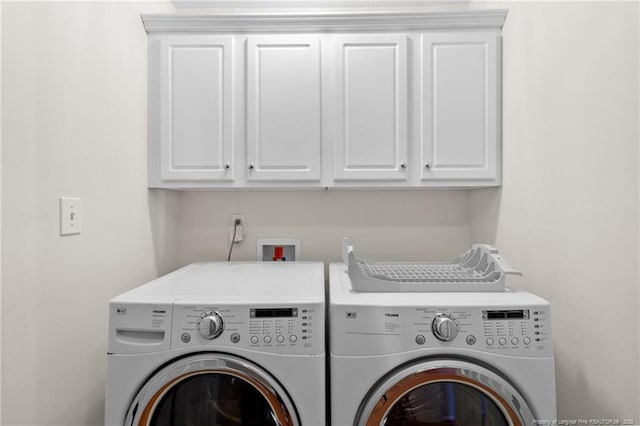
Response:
[[248, 307, 303, 347], [172, 303, 323, 355], [198, 311, 224, 340]]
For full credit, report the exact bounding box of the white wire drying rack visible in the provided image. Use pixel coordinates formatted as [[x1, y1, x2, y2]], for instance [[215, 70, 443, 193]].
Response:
[[342, 238, 522, 292]]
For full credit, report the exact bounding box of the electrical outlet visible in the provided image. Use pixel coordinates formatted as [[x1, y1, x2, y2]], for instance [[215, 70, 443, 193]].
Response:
[[229, 215, 245, 243], [60, 197, 82, 236], [232, 215, 245, 226]]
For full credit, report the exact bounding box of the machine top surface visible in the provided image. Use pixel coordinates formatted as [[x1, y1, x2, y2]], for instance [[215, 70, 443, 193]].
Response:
[[330, 263, 549, 307], [112, 262, 324, 304]]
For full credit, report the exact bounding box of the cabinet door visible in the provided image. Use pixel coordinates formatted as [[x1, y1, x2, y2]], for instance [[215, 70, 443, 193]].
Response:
[[333, 35, 408, 181], [159, 36, 234, 182], [246, 35, 321, 181], [421, 31, 500, 183]]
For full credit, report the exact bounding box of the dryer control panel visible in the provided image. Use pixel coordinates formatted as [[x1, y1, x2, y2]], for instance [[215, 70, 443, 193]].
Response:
[[171, 302, 324, 356], [330, 303, 552, 357], [412, 306, 551, 357]]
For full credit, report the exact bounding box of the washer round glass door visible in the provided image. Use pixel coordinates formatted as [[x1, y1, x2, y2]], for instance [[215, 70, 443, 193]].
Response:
[[125, 353, 298, 426], [356, 359, 534, 426]]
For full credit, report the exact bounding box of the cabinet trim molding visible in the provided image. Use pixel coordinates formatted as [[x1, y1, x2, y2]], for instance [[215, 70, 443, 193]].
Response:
[[142, 10, 507, 33]]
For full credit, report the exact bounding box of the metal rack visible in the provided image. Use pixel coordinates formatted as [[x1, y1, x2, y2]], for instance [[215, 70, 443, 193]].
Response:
[[343, 239, 522, 292]]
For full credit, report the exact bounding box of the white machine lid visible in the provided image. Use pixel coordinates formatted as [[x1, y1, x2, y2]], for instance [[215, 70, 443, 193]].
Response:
[[111, 262, 324, 304], [330, 263, 549, 307]]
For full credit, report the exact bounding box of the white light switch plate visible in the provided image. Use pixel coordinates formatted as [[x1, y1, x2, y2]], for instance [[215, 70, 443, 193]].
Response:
[[60, 197, 81, 236]]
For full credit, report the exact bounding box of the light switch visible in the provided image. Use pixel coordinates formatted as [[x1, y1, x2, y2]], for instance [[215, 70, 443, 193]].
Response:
[[60, 197, 81, 236]]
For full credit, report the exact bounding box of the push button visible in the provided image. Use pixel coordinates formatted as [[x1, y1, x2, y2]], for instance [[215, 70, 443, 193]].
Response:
[[289, 335, 298, 343], [415, 335, 426, 345], [250, 336, 259, 344], [230, 333, 240, 343]]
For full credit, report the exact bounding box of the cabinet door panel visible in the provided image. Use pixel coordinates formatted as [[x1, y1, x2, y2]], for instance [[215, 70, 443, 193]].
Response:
[[247, 35, 321, 181], [334, 35, 408, 181], [160, 36, 233, 181], [421, 31, 499, 182]]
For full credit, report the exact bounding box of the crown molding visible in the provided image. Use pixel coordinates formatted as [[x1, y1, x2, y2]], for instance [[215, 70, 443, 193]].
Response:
[[141, 10, 508, 33], [172, 0, 469, 8]]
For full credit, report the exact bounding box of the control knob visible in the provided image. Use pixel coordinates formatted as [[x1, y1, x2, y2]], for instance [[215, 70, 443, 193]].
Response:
[[198, 311, 224, 340], [432, 313, 459, 342]]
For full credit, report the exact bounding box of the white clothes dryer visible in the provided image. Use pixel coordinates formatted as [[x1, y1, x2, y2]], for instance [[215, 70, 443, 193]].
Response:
[[105, 262, 325, 426], [329, 263, 556, 426]]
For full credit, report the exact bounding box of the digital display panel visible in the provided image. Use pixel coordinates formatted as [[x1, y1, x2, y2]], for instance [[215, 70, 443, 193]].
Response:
[[250, 308, 298, 318], [483, 309, 530, 320]]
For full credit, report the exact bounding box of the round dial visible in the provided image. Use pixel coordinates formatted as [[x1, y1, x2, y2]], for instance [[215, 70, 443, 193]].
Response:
[[431, 313, 459, 342], [198, 311, 224, 340]]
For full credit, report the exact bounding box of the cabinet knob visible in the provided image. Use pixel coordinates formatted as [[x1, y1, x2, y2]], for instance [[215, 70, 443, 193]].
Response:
[[224, 163, 230, 170], [400, 163, 407, 169], [425, 163, 431, 169], [248, 164, 255, 170]]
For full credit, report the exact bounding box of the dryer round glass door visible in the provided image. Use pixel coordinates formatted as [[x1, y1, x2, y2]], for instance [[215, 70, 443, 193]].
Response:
[[356, 359, 534, 426], [125, 353, 298, 426]]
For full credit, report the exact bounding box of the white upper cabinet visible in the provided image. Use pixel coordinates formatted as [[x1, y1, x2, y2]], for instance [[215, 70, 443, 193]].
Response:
[[155, 35, 234, 184], [246, 35, 322, 182], [420, 31, 500, 184], [333, 35, 408, 181], [143, 11, 507, 189]]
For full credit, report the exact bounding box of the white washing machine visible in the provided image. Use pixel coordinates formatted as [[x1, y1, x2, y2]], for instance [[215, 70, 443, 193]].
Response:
[[105, 262, 325, 426], [329, 263, 557, 426]]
